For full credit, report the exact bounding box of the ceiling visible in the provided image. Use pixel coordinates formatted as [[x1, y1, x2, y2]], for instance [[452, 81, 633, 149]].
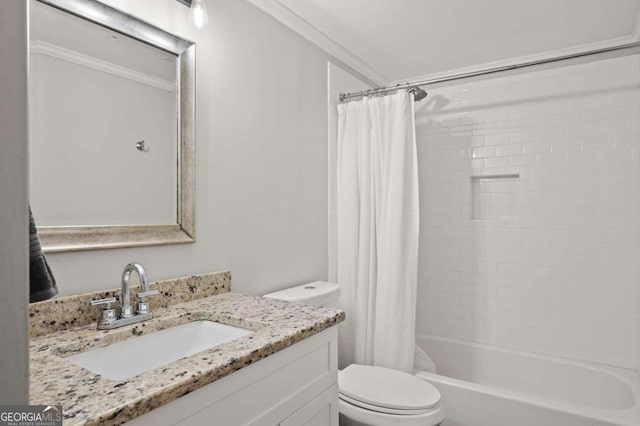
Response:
[[275, 0, 640, 83]]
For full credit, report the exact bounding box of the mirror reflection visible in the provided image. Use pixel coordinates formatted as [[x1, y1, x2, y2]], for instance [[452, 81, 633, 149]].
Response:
[[29, 0, 178, 226]]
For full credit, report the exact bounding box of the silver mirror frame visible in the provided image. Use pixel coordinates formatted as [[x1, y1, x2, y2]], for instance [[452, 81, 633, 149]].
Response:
[[34, 0, 196, 253]]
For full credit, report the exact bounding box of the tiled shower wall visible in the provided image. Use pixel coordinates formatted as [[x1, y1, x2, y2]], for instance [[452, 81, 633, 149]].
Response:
[[415, 54, 640, 369]]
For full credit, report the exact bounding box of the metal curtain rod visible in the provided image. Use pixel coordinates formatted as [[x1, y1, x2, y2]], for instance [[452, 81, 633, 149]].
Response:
[[338, 40, 640, 102]]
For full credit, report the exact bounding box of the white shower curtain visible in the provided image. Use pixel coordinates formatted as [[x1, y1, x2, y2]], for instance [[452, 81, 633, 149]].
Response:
[[336, 91, 419, 373]]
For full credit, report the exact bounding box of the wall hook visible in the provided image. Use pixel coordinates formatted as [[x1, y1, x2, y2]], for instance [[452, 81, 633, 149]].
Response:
[[136, 140, 146, 151]]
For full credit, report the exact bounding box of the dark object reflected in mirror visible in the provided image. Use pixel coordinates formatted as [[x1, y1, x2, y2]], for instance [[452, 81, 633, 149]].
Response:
[[29, 207, 57, 302]]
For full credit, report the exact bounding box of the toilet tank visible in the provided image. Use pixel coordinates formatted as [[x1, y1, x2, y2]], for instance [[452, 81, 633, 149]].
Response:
[[263, 281, 340, 307]]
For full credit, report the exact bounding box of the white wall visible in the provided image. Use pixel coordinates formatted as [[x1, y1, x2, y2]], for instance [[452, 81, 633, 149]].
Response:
[[42, 0, 370, 297], [416, 54, 640, 369], [0, 0, 29, 404]]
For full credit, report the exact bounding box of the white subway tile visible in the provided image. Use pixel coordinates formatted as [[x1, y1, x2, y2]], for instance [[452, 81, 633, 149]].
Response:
[[415, 54, 640, 369], [472, 146, 497, 158], [497, 144, 524, 156], [484, 157, 509, 168], [484, 133, 510, 146]]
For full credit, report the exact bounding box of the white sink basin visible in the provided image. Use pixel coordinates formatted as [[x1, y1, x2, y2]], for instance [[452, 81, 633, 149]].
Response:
[[66, 320, 253, 380]]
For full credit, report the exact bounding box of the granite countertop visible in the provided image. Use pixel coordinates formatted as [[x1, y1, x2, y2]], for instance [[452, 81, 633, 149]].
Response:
[[29, 272, 345, 425]]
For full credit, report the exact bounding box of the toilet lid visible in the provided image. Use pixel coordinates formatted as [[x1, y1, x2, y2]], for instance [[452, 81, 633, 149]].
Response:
[[339, 365, 441, 413]]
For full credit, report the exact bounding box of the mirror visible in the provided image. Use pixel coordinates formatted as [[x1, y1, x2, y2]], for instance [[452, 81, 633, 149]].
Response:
[[29, 0, 195, 252]]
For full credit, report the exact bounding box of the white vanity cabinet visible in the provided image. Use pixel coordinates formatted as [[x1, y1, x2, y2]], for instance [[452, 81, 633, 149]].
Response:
[[279, 384, 338, 426], [127, 327, 338, 426]]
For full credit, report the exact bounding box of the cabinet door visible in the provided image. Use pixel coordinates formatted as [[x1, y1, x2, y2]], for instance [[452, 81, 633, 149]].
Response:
[[280, 385, 338, 426]]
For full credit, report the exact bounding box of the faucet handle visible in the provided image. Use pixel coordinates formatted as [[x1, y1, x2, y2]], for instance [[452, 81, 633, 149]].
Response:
[[138, 290, 160, 300], [90, 297, 117, 324], [136, 290, 160, 314], [90, 297, 116, 308]]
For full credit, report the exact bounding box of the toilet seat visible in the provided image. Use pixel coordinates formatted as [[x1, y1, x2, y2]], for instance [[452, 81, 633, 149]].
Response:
[[339, 364, 441, 411], [338, 364, 444, 426], [339, 393, 431, 415]]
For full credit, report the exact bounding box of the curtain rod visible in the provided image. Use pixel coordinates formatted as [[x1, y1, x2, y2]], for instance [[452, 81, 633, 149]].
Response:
[[338, 40, 640, 102]]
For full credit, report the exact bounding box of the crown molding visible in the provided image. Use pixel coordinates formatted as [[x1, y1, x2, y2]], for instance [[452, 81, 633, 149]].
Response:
[[245, 0, 387, 86], [245, 0, 640, 87], [391, 34, 640, 86], [29, 40, 177, 91]]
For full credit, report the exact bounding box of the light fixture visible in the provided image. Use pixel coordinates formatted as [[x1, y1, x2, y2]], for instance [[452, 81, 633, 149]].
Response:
[[176, 0, 209, 29]]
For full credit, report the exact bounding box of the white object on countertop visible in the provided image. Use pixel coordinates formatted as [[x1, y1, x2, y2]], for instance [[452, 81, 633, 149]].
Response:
[[263, 281, 340, 307]]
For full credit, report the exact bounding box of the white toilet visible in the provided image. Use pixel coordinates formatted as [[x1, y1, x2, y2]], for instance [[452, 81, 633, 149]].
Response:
[[264, 281, 445, 426]]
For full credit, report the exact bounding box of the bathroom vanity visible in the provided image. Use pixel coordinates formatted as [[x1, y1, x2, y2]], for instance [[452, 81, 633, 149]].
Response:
[[28, 271, 344, 425], [129, 327, 338, 426]]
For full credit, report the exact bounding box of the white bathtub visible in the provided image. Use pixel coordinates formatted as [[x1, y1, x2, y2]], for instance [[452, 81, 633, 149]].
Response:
[[415, 334, 640, 426]]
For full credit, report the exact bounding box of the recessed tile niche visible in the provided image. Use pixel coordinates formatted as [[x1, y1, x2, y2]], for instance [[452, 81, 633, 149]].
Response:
[[471, 174, 520, 220]]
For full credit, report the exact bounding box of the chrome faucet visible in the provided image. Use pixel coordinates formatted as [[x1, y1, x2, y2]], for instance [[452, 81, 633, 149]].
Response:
[[91, 262, 160, 330]]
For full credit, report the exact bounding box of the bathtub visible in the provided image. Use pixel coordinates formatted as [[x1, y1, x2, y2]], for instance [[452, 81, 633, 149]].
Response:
[[415, 334, 640, 426]]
